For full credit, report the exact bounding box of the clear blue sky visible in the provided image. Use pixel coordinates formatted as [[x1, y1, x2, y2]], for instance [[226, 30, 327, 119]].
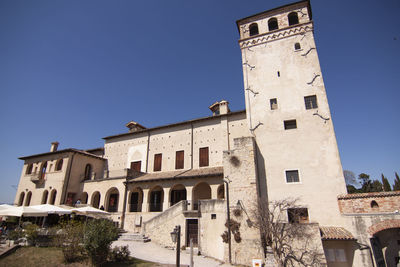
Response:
[[0, 0, 399, 203]]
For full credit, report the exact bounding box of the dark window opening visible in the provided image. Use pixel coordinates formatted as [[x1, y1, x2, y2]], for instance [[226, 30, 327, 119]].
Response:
[[286, 170, 299, 183], [84, 164, 92, 180], [108, 193, 119, 212], [130, 192, 142, 212], [175, 151, 184, 169], [288, 12, 299, 26], [211, 214, 216, 219], [268, 18, 279, 31], [130, 161, 142, 172], [284, 120, 297, 130], [294, 43, 301, 50], [154, 154, 162, 172], [249, 23, 259, 36], [56, 159, 63, 171], [25, 192, 32, 206], [277, 71, 280, 77], [199, 147, 209, 167], [371, 200, 379, 209], [288, 208, 309, 223], [170, 189, 186, 206], [26, 164, 33, 175], [40, 162, 47, 180], [149, 190, 163, 212], [304, 95, 318, 109], [270, 98, 278, 110]]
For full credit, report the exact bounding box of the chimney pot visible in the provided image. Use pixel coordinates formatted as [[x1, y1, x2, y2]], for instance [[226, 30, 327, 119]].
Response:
[[50, 142, 59, 152]]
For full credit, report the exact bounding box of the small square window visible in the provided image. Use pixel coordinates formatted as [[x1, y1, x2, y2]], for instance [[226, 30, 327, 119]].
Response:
[[304, 95, 318, 109], [284, 120, 297, 130], [287, 208, 308, 223], [286, 170, 299, 183], [211, 214, 216, 219], [270, 98, 278, 110]]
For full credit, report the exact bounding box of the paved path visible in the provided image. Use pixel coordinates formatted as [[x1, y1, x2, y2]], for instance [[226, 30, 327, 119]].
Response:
[[112, 240, 234, 267]]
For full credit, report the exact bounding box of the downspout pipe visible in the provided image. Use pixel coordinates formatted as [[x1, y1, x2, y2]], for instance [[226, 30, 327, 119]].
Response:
[[120, 178, 128, 229], [62, 152, 75, 204], [224, 178, 232, 264], [146, 132, 150, 172]]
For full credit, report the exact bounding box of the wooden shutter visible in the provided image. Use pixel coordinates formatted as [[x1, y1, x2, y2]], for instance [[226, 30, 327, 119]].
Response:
[[130, 161, 142, 172], [175, 151, 184, 169], [199, 147, 209, 167], [154, 154, 162, 171]]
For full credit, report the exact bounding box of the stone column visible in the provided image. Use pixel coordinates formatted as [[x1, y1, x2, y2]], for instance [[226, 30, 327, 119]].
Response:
[[163, 187, 171, 211], [142, 188, 149, 212], [186, 186, 193, 210], [210, 184, 219, 199]]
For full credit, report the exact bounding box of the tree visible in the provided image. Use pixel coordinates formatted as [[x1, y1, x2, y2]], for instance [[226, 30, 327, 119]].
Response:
[[358, 173, 372, 193], [393, 172, 400, 191], [370, 180, 383, 192], [252, 198, 324, 267], [381, 174, 392, 192]]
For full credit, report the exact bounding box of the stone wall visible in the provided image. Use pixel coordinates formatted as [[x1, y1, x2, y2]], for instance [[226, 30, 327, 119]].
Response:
[[338, 191, 400, 214]]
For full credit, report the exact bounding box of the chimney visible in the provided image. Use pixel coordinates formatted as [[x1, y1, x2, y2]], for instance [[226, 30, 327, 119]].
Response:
[[125, 121, 146, 133], [50, 142, 59, 152], [209, 100, 230, 116]]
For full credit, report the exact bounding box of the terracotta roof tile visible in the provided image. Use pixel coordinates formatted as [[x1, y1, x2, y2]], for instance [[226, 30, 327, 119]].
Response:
[[320, 226, 356, 241], [338, 191, 400, 200]]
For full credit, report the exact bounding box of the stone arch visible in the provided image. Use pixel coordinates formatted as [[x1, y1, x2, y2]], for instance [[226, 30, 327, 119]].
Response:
[[129, 187, 143, 212], [18, 192, 25, 206], [193, 182, 211, 209], [217, 184, 225, 199], [41, 190, 49, 204], [91, 191, 101, 209], [148, 185, 164, 212], [49, 189, 57, 205], [81, 192, 88, 204], [170, 184, 187, 206], [25, 191, 32, 206], [105, 187, 119, 212], [368, 219, 400, 237]]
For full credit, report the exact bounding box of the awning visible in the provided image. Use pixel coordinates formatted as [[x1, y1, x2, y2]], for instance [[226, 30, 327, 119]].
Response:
[[320, 226, 356, 241], [0, 206, 48, 217], [30, 204, 72, 215]]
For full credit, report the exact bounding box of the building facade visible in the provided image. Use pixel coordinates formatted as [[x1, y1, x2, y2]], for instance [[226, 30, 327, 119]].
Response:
[[13, 1, 400, 266]]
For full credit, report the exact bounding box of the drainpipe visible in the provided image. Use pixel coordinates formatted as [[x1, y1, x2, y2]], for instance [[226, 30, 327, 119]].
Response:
[[224, 178, 232, 264], [120, 178, 128, 229], [358, 242, 375, 267], [62, 152, 75, 204], [190, 123, 193, 169], [146, 131, 150, 172]]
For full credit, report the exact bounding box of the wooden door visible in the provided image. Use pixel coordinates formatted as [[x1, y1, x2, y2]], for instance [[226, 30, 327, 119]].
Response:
[[186, 219, 198, 247]]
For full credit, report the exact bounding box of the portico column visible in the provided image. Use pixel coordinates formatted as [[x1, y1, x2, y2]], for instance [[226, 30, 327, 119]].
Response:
[[211, 184, 219, 199], [186, 186, 193, 210], [142, 188, 149, 212], [163, 187, 170, 211]]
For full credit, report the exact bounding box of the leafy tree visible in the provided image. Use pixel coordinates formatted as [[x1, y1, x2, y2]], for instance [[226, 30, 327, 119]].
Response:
[[84, 219, 119, 266], [346, 185, 359, 194], [381, 174, 392, 191], [370, 180, 383, 192], [359, 173, 372, 193], [54, 220, 85, 263], [393, 172, 400, 191]]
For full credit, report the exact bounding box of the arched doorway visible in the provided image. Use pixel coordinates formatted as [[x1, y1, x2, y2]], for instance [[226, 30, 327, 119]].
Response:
[[105, 188, 119, 212], [170, 184, 187, 206], [81, 192, 88, 204], [129, 187, 143, 212], [25, 191, 32, 206], [369, 220, 400, 267], [18, 192, 25, 206], [148, 186, 163, 212], [41, 190, 49, 204], [91, 191, 101, 209], [49, 189, 57, 205], [217, 184, 225, 199], [192, 182, 211, 210]]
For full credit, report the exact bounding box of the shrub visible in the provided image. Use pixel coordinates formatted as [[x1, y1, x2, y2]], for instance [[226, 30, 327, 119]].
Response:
[[24, 224, 39, 245], [110, 245, 130, 262], [8, 229, 23, 241], [54, 220, 85, 263], [83, 219, 119, 266]]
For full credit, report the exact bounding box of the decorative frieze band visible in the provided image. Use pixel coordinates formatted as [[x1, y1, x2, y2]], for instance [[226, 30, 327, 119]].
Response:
[[239, 22, 313, 49]]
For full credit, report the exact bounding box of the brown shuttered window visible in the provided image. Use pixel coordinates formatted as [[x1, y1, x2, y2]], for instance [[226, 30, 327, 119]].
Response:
[[199, 147, 209, 167], [130, 161, 142, 172], [154, 154, 162, 172], [175, 151, 184, 169]]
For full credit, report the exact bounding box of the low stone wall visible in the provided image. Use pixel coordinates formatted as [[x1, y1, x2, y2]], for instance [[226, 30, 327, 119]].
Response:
[[338, 191, 400, 214]]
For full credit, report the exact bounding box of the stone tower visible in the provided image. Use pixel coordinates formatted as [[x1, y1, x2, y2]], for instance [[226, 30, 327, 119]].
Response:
[[236, 0, 347, 226]]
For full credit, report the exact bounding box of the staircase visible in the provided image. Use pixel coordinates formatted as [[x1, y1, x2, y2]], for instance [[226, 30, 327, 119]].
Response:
[[118, 232, 151, 243]]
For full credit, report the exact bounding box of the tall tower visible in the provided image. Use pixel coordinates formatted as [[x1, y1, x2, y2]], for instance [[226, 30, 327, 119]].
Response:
[[236, 0, 347, 226]]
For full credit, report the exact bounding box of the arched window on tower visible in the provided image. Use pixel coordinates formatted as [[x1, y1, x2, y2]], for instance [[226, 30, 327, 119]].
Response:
[[288, 12, 299, 26], [84, 164, 92, 180], [268, 18, 278, 31], [249, 23, 259, 36]]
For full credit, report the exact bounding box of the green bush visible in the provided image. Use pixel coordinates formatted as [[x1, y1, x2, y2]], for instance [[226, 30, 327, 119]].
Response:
[[110, 245, 130, 262], [83, 219, 119, 266], [54, 220, 86, 263], [8, 229, 23, 241], [24, 224, 39, 245]]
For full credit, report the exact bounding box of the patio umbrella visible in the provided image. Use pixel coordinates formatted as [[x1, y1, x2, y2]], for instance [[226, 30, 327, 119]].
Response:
[[71, 206, 110, 215], [0, 204, 14, 210], [30, 204, 72, 215], [0, 206, 48, 217]]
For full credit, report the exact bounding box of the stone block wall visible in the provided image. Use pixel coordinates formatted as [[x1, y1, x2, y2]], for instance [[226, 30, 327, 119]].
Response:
[[338, 191, 400, 214]]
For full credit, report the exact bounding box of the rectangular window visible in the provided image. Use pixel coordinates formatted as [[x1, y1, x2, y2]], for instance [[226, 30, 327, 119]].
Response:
[[199, 147, 209, 167], [130, 161, 141, 172], [270, 98, 278, 110], [304, 95, 318, 109], [153, 154, 162, 172], [286, 170, 299, 183], [175, 150, 184, 169], [287, 208, 309, 223], [284, 120, 297, 130]]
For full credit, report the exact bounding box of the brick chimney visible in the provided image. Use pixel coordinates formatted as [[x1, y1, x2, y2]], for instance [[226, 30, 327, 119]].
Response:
[[126, 121, 146, 133], [209, 100, 230, 116], [50, 142, 59, 152]]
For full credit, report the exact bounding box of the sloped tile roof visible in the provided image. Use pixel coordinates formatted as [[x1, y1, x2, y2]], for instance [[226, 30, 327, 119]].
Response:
[[127, 167, 224, 182], [320, 226, 356, 241], [338, 191, 400, 200]]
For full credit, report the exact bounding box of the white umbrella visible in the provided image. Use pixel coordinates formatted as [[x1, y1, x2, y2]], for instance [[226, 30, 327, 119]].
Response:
[[0, 204, 14, 210], [0, 206, 48, 217], [71, 206, 110, 215], [30, 204, 72, 215]]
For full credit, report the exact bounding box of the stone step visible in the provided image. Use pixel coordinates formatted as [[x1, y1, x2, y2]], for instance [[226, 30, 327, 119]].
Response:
[[118, 232, 151, 242]]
